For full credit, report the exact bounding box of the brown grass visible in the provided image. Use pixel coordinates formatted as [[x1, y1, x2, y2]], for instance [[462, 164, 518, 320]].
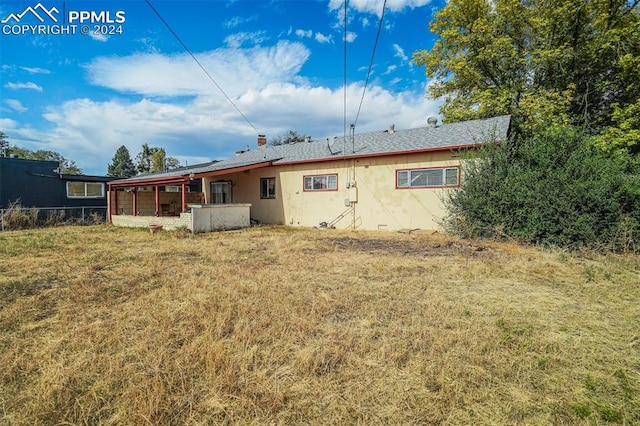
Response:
[[0, 225, 638, 425]]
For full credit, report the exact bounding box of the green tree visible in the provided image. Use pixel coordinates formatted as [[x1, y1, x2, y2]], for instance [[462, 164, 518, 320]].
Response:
[[107, 145, 137, 177], [0, 132, 83, 174], [413, 0, 640, 146], [135, 143, 155, 174], [150, 149, 166, 173], [0, 131, 9, 156], [8, 147, 82, 174], [270, 130, 306, 146], [35, 150, 82, 175], [136, 144, 180, 173], [444, 127, 640, 251]]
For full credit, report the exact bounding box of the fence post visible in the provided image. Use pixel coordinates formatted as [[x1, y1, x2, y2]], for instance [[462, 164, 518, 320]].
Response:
[[82, 207, 85, 224], [1, 209, 3, 232]]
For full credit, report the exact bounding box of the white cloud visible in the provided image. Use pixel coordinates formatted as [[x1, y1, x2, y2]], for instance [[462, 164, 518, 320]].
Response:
[[224, 15, 258, 29], [295, 29, 312, 38], [224, 31, 268, 48], [393, 43, 408, 61], [4, 82, 43, 91], [6, 99, 27, 112], [330, 0, 433, 16], [315, 32, 333, 43], [8, 41, 440, 175], [20, 66, 50, 74], [84, 40, 311, 98], [21, 80, 440, 174], [89, 32, 108, 42], [345, 31, 357, 42], [0, 118, 18, 129], [384, 65, 397, 75]]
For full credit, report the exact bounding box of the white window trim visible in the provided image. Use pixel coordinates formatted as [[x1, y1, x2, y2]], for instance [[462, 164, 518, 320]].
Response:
[[66, 181, 105, 198], [396, 167, 460, 188], [303, 174, 338, 192]]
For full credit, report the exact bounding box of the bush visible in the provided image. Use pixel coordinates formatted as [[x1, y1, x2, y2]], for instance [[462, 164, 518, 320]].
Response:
[[1, 201, 40, 230], [444, 126, 640, 251], [0, 201, 105, 230]]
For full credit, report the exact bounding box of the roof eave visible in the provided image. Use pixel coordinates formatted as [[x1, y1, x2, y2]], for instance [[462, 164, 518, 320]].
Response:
[[191, 160, 274, 179], [108, 174, 190, 189], [274, 142, 485, 167]]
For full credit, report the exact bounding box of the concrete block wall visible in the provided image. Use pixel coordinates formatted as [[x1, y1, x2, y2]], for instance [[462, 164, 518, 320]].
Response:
[[111, 212, 193, 230]]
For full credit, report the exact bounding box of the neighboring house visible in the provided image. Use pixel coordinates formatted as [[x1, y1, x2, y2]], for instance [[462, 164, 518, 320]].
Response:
[[0, 156, 112, 213], [108, 115, 511, 231]]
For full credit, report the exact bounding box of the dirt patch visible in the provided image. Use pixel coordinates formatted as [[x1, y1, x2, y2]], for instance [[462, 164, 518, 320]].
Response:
[[315, 235, 494, 257]]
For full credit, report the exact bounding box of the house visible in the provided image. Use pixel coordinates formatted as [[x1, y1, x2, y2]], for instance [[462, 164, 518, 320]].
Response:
[[0, 156, 112, 218], [107, 115, 511, 232]]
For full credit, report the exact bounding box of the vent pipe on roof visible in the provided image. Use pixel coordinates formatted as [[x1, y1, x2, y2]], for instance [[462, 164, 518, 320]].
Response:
[[389, 124, 395, 134], [304, 134, 311, 143], [427, 116, 438, 128], [257, 134, 267, 147]]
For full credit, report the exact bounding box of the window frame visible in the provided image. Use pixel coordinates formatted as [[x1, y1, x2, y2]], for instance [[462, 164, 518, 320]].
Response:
[[210, 181, 232, 204], [260, 177, 276, 199], [396, 166, 460, 189], [66, 181, 105, 198], [303, 173, 338, 192]]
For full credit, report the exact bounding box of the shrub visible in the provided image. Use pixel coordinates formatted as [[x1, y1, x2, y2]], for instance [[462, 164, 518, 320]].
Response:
[[1, 201, 40, 230], [443, 126, 640, 251]]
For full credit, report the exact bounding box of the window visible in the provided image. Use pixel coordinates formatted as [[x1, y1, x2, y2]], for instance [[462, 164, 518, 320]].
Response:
[[260, 177, 276, 199], [66, 182, 104, 198], [396, 167, 459, 188], [164, 185, 190, 192], [211, 181, 232, 204], [304, 174, 338, 191]]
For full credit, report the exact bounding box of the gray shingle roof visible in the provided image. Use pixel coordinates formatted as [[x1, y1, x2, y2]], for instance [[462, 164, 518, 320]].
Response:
[[112, 115, 510, 184]]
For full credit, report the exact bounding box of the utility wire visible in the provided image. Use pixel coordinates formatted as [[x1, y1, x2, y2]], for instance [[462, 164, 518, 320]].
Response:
[[343, 0, 348, 150], [353, 0, 387, 127], [145, 0, 260, 135]]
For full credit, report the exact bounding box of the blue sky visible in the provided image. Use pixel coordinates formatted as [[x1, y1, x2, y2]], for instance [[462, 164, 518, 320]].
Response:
[[1, 0, 444, 175]]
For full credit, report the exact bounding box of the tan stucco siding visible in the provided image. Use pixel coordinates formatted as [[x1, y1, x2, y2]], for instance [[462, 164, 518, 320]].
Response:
[[349, 151, 457, 230], [203, 170, 284, 224], [208, 151, 459, 231]]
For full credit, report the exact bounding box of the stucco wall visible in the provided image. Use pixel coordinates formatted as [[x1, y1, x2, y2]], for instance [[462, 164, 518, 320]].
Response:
[[190, 204, 251, 233], [210, 150, 459, 231]]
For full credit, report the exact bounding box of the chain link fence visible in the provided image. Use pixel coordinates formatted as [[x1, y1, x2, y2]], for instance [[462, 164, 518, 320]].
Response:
[[0, 205, 107, 231]]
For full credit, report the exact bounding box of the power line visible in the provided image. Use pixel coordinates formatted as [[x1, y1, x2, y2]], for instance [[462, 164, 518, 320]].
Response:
[[145, 0, 260, 135], [343, 0, 348, 149], [353, 0, 387, 127]]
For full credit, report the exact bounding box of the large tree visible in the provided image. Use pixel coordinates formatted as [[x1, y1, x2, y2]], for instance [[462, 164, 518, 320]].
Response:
[[0, 132, 83, 173], [8, 146, 82, 174], [0, 131, 9, 156], [136, 143, 180, 174], [270, 130, 306, 146], [107, 145, 137, 178], [413, 0, 640, 147]]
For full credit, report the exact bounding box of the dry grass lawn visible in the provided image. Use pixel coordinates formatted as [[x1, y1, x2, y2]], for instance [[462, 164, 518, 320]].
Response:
[[0, 225, 639, 425]]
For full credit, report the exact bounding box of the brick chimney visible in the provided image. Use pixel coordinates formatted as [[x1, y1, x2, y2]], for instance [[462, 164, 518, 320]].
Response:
[[257, 134, 267, 146]]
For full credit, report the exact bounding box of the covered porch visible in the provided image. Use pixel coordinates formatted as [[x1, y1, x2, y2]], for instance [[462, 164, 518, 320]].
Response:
[[107, 160, 273, 232]]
